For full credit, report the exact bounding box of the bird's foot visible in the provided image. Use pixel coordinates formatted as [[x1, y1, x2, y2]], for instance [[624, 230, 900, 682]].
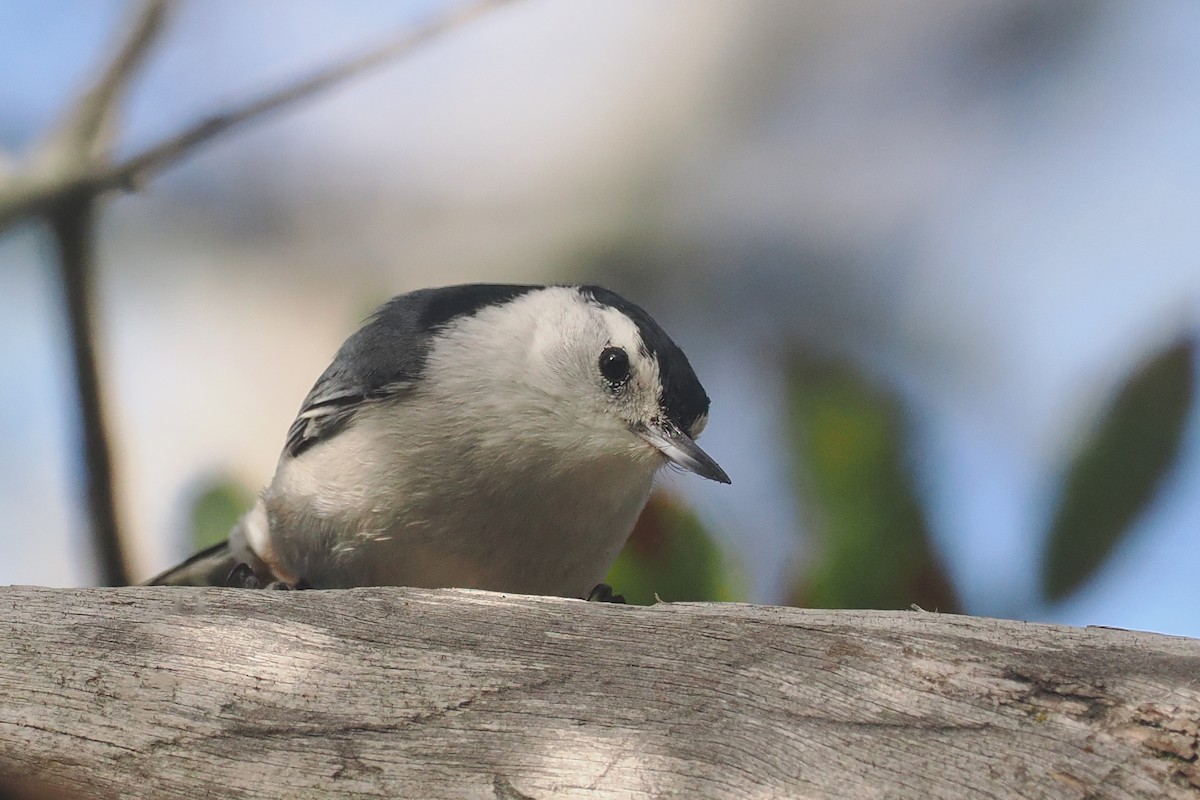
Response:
[[226, 563, 309, 590], [226, 563, 261, 589], [585, 583, 626, 604]]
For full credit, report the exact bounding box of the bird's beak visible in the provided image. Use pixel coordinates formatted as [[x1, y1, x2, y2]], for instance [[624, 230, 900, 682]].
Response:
[[637, 421, 731, 484]]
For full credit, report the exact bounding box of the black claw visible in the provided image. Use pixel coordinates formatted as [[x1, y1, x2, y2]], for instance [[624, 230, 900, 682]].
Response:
[[586, 583, 626, 604], [226, 562, 311, 591], [226, 563, 260, 589]]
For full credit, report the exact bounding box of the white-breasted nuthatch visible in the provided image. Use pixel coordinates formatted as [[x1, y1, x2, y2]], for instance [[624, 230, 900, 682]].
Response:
[[149, 284, 729, 597]]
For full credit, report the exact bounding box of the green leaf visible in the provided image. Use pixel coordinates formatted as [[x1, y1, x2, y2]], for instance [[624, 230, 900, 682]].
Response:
[[187, 476, 256, 551], [605, 491, 739, 605], [1042, 337, 1196, 600], [784, 353, 959, 612]]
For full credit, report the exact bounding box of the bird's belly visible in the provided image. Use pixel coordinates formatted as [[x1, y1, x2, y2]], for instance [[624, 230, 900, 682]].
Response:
[[270, 460, 655, 597]]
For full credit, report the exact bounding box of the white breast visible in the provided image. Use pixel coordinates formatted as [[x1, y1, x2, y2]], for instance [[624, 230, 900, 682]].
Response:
[[263, 403, 657, 595]]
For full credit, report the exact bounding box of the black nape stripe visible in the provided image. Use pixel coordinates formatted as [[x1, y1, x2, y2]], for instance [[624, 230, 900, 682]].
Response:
[[579, 285, 710, 432]]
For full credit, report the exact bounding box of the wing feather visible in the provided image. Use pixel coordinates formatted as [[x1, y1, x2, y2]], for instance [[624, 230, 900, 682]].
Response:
[[281, 284, 538, 458]]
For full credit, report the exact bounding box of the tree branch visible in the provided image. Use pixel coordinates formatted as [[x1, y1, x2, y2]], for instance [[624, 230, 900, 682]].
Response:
[[24, 0, 174, 587], [47, 197, 131, 586], [1, 587, 1198, 799], [0, 0, 514, 227], [102, 0, 515, 191], [40, 0, 172, 168]]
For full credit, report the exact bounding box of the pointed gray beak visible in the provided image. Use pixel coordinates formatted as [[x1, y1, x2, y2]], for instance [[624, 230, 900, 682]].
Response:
[[637, 421, 731, 484]]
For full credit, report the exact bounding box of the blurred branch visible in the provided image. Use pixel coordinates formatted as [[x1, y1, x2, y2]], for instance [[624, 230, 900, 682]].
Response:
[[0, 0, 516, 585], [32, 0, 174, 587], [40, 0, 171, 167], [49, 195, 129, 586], [0, 0, 515, 227], [102, 0, 514, 191]]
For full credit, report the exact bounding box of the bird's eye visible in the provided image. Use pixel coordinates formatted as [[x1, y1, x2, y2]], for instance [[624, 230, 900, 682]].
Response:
[[598, 346, 631, 387]]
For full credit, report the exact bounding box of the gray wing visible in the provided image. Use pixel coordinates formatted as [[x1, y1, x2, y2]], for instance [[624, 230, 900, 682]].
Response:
[[284, 379, 413, 457], [282, 284, 540, 457]]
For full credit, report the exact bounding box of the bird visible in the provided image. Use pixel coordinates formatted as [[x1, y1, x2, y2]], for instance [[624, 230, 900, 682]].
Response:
[[147, 283, 729, 598]]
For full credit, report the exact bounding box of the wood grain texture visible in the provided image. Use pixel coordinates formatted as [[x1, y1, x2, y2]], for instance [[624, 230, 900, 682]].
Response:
[[0, 586, 1198, 799]]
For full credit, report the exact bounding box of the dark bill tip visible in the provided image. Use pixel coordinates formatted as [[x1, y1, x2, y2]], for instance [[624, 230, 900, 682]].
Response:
[[637, 423, 731, 485]]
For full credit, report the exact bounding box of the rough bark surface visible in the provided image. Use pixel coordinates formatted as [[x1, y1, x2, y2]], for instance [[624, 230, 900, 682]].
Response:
[[0, 586, 1198, 799]]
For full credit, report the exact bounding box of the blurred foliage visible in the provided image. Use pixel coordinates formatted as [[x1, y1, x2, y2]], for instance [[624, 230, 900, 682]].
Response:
[[1041, 337, 1196, 601], [187, 476, 256, 551], [605, 491, 739, 605], [784, 353, 960, 612]]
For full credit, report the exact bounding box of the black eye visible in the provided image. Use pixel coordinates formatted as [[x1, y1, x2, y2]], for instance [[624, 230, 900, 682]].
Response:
[[598, 346, 631, 387]]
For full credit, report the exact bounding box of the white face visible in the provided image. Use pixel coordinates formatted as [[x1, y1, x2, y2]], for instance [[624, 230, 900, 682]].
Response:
[[424, 288, 656, 455], [569, 303, 664, 429], [424, 286, 726, 483], [527, 288, 667, 458]]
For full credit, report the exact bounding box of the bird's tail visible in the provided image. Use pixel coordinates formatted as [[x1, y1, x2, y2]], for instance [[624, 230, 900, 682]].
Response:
[[143, 540, 240, 586], [143, 506, 280, 587]]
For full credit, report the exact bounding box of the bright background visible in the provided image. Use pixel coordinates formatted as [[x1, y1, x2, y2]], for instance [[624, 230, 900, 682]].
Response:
[[2, 1, 1198, 634]]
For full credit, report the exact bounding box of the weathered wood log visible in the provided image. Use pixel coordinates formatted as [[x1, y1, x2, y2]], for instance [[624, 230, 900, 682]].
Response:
[[0, 586, 1198, 799]]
